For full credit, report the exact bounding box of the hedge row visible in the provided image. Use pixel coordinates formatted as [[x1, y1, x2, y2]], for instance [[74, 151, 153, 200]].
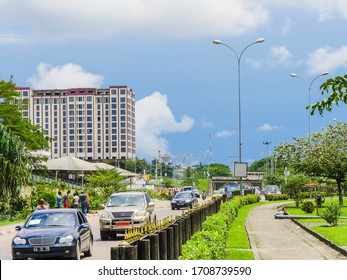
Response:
[[265, 194, 289, 201], [179, 194, 260, 260]]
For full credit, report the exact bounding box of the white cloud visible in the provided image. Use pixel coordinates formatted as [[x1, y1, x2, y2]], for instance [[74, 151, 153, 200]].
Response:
[[1, 0, 269, 41], [270, 46, 293, 65], [136, 92, 195, 159], [28, 63, 104, 89], [0, 33, 27, 44], [257, 123, 279, 131], [307, 46, 347, 75], [215, 130, 236, 138], [201, 118, 214, 128]]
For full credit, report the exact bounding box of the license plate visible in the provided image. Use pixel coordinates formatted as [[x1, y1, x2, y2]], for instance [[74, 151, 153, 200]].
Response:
[[115, 221, 130, 226], [33, 246, 50, 252]]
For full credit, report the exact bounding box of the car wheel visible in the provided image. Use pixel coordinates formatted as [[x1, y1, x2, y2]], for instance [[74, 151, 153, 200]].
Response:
[[100, 230, 110, 241], [73, 240, 81, 260], [189, 204, 192, 209], [171, 206, 175, 210], [84, 238, 93, 257]]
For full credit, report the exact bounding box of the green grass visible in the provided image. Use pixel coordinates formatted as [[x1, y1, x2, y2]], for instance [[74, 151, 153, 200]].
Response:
[[285, 196, 347, 248], [224, 202, 264, 260], [311, 224, 347, 246]]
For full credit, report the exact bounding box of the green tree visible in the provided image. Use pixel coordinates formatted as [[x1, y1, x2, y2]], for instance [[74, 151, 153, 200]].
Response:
[[310, 74, 347, 115], [0, 124, 33, 211], [282, 174, 309, 206], [85, 168, 126, 201], [275, 122, 347, 205], [207, 163, 231, 177], [0, 79, 50, 151]]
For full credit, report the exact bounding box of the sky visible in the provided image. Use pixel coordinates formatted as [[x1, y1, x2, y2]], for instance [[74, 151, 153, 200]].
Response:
[[1, 0, 347, 169]]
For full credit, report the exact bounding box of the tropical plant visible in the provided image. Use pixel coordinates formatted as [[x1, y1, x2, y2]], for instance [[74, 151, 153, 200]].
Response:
[[320, 202, 342, 226], [0, 124, 33, 212]]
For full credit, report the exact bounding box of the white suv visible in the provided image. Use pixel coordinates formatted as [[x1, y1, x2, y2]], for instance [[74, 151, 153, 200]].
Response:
[[99, 191, 155, 240]]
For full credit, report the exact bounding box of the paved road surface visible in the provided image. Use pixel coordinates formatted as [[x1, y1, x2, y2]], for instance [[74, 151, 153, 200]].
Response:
[[246, 202, 347, 260]]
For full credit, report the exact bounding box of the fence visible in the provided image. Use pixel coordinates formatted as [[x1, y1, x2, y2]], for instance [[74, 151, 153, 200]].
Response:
[[110, 196, 225, 260]]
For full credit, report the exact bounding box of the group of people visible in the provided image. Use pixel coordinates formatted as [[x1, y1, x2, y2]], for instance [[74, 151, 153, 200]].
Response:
[[36, 190, 90, 215]]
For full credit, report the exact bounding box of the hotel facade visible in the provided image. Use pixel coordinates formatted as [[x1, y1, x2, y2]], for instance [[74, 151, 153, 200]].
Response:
[[16, 86, 136, 162]]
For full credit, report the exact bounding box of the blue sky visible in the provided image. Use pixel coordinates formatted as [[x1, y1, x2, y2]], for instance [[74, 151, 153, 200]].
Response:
[[1, 0, 347, 168]]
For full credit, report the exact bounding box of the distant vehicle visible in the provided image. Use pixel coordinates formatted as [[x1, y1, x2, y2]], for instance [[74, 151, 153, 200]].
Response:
[[99, 191, 155, 240], [212, 188, 226, 198], [264, 185, 281, 194], [182, 186, 193, 192], [192, 188, 200, 198], [171, 191, 198, 210], [12, 208, 93, 260], [224, 183, 239, 198]]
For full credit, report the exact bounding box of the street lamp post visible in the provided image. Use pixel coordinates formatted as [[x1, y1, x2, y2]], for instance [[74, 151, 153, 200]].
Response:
[[213, 38, 265, 194], [290, 72, 329, 142], [263, 141, 271, 175]]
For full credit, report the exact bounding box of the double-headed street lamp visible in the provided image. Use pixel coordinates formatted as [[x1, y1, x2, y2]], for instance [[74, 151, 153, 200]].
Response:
[[290, 71, 329, 142], [213, 38, 265, 194]]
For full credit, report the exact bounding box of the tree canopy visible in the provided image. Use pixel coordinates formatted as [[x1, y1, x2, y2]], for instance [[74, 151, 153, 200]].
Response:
[[310, 74, 347, 115], [274, 122, 347, 205], [0, 79, 50, 151]]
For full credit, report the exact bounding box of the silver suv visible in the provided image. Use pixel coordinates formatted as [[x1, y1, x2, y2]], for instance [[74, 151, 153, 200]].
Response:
[[99, 191, 155, 240]]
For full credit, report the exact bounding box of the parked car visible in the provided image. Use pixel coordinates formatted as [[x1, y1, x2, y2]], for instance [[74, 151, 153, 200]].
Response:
[[264, 185, 281, 194], [211, 188, 226, 198], [192, 188, 200, 198], [171, 191, 198, 210], [12, 208, 93, 260], [99, 191, 155, 240]]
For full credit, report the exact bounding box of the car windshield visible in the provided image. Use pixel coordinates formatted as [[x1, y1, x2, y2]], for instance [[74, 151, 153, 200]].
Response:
[[175, 192, 191, 199], [107, 194, 144, 207], [26, 212, 76, 228]]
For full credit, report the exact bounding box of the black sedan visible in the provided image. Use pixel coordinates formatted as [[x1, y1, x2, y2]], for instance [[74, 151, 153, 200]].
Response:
[[171, 191, 198, 210], [12, 208, 93, 260]]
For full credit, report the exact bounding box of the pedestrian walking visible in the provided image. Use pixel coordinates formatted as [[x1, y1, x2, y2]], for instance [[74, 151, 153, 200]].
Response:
[[63, 190, 71, 208], [56, 191, 63, 208], [79, 191, 87, 214], [73, 192, 79, 208]]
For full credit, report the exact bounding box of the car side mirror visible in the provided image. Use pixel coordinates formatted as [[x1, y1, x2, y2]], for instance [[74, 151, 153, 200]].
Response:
[[15, 225, 23, 231], [100, 203, 105, 209], [148, 201, 155, 208]]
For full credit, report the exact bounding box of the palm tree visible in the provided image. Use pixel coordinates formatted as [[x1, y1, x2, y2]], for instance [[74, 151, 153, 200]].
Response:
[[0, 124, 32, 211]]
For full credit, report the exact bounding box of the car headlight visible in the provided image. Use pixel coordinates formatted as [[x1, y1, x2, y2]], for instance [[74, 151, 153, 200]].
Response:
[[59, 234, 74, 244], [100, 211, 112, 219], [134, 210, 147, 217], [13, 237, 26, 245]]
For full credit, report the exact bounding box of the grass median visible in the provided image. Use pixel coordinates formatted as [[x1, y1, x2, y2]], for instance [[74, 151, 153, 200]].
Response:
[[224, 202, 265, 260]]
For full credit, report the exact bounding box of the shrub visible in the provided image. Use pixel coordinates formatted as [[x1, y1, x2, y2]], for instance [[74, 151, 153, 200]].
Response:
[[301, 200, 315, 213], [265, 194, 289, 201], [320, 203, 342, 226], [179, 194, 260, 260]]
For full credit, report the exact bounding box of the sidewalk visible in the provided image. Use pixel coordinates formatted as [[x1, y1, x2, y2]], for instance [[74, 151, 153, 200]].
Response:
[[246, 202, 347, 260]]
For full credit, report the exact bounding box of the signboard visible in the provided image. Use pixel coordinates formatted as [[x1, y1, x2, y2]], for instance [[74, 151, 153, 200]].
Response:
[[234, 162, 248, 177]]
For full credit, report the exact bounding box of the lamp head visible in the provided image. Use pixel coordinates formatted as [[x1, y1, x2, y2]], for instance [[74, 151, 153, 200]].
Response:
[[290, 73, 297, 77], [256, 38, 265, 43], [322, 71, 329, 76], [212, 39, 222, 44]]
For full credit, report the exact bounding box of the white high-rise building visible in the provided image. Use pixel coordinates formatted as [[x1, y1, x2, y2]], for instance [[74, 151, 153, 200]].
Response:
[[16, 86, 136, 162]]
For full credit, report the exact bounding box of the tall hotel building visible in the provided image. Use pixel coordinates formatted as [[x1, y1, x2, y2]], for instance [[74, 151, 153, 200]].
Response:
[[16, 86, 136, 162]]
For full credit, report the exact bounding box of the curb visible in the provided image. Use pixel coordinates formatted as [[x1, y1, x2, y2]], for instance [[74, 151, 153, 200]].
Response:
[[281, 205, 347, 257]]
